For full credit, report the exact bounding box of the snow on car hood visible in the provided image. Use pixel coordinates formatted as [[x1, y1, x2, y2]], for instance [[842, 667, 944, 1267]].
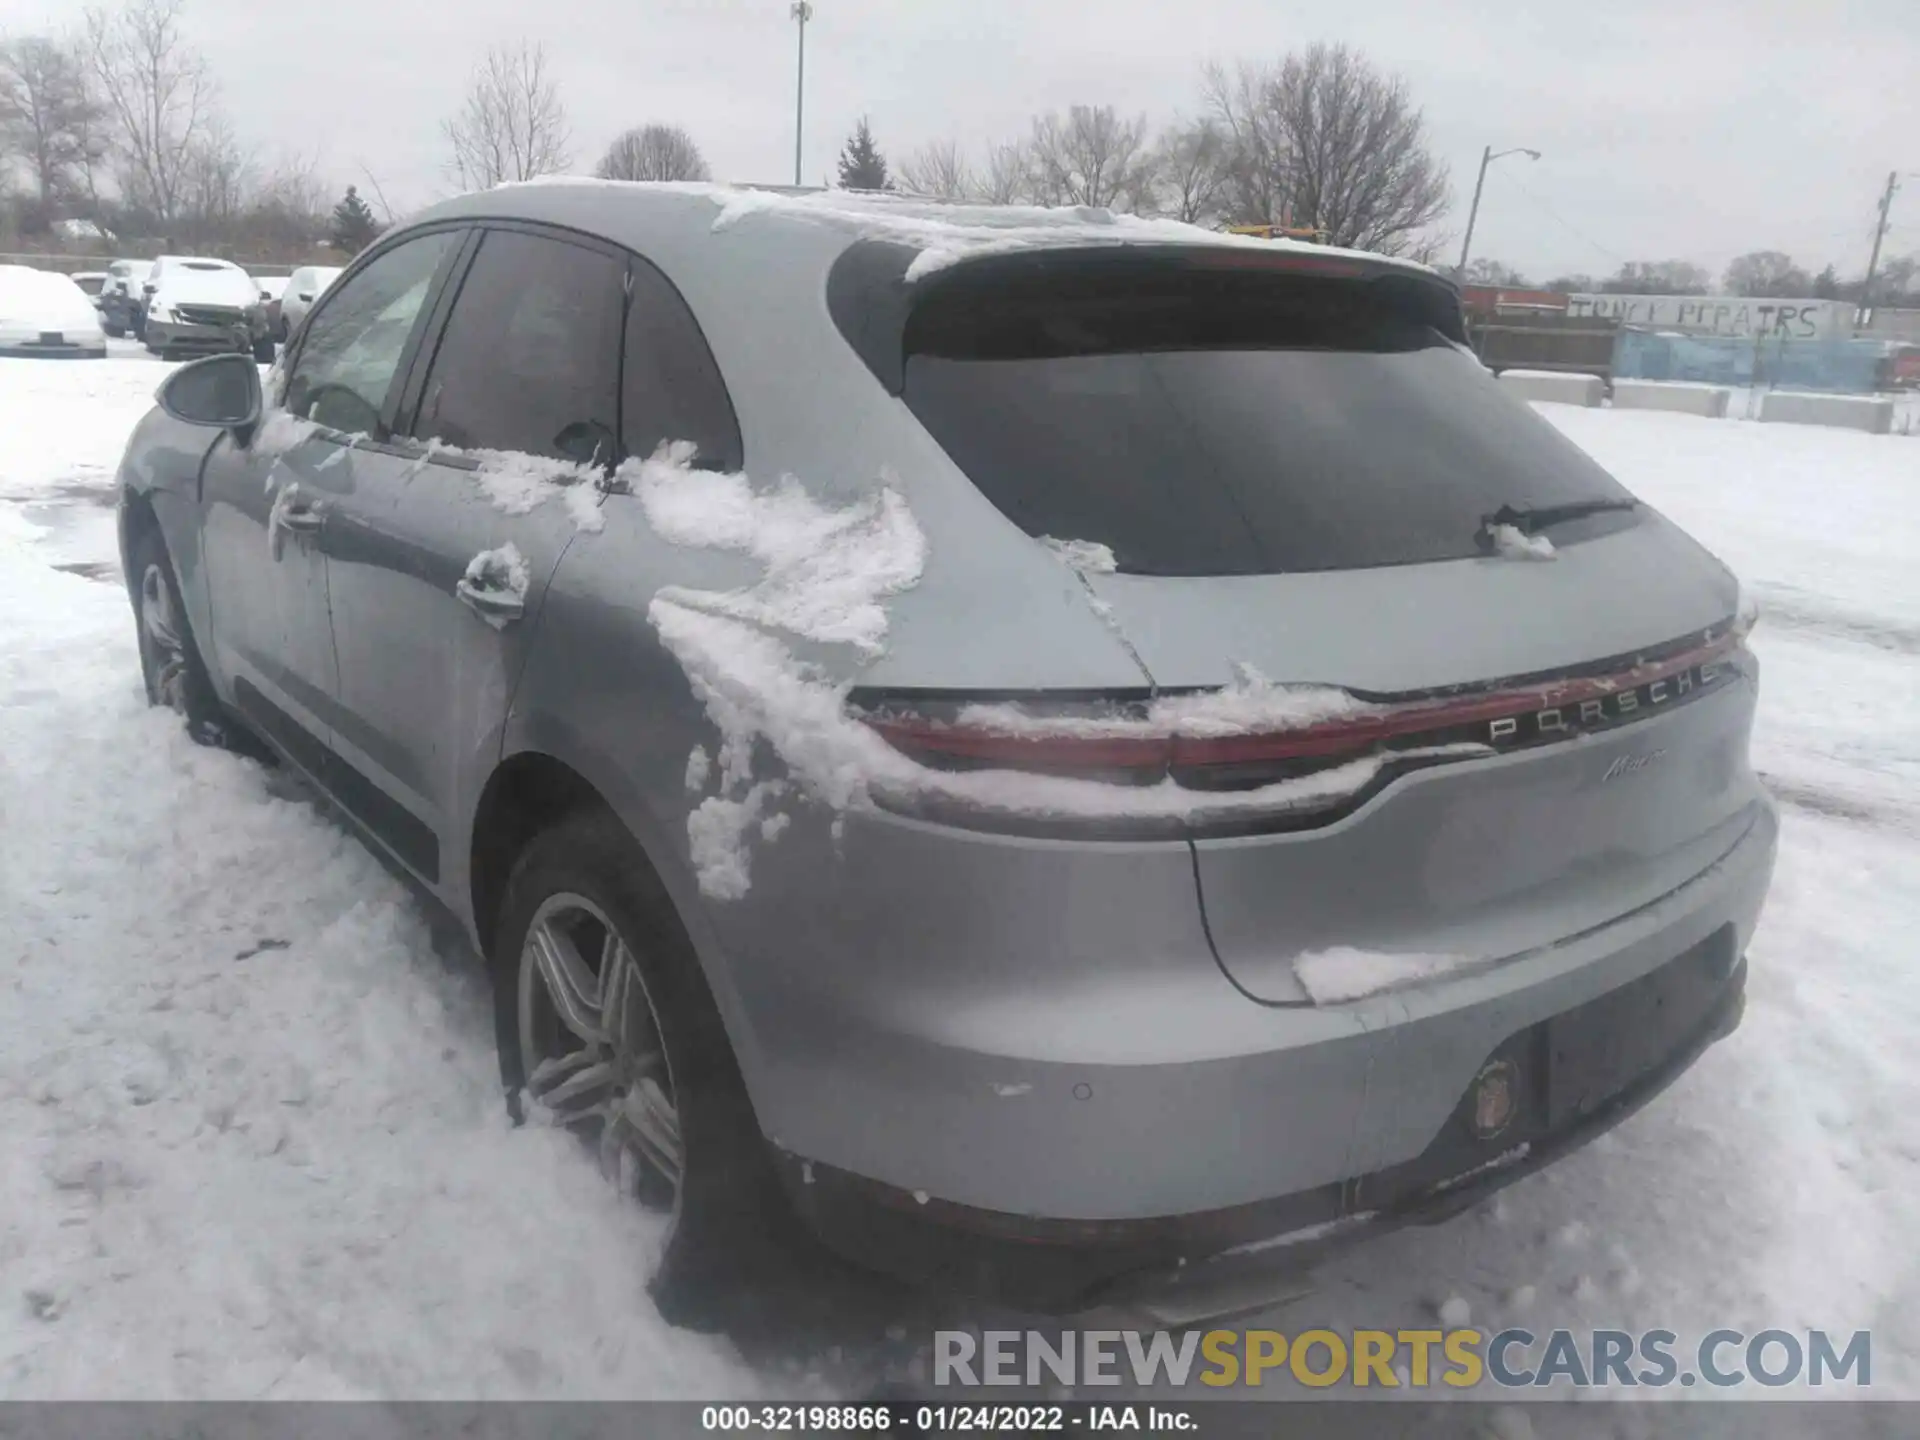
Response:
[[151, 267, 259, 310], [0, 267, 104, 336]]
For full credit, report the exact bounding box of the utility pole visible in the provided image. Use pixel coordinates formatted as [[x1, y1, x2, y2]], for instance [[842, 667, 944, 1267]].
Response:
[[1456, 144, 1541, 278], [1858, 170, 1900, 323], [790, 2, 813, 187]]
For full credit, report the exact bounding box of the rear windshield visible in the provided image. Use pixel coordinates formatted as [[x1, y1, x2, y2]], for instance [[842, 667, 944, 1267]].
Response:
[[892, 258, 1635, 575]]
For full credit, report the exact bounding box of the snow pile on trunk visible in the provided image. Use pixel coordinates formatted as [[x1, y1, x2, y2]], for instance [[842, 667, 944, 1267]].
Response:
[[1291, 946, 1486, 1004], [628, 451, 1485, 899], [1487, 523, 1557, 561], [1040, 536, 1118, 573]]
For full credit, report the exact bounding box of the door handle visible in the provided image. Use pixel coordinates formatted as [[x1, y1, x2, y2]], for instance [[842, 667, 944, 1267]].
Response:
[[455, 578, 526, 628], [277, 504, 325, 533]]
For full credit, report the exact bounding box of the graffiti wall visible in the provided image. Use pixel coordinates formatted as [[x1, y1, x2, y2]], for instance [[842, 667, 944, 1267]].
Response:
[[1566, 294, 1855, 340]]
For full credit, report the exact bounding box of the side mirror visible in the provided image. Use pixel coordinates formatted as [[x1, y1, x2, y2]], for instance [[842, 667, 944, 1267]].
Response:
[[156, 353, 262, 430]]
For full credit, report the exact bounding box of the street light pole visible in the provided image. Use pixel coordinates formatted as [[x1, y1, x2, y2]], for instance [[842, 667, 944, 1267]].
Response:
[[790, 2, 813, 187], [1456, 144, 1541, 278]]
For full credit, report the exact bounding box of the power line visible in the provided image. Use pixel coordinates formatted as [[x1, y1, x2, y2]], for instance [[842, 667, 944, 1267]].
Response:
[[1495, 174, 1630, 268]]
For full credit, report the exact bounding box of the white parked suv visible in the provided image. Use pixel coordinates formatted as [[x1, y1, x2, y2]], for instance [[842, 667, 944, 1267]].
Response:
[[277, 265, 344, 340], [141, 256, 275, 360]]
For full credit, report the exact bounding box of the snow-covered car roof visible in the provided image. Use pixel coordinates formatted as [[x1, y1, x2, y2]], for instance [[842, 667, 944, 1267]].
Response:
[[150, 261, 260, 308], [0, 265, 106, 333], [414, 178, 1441, 289]]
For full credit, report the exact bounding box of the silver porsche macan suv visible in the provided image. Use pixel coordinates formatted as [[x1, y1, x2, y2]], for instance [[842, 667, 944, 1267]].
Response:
[[115, 182, 1776, 1315]]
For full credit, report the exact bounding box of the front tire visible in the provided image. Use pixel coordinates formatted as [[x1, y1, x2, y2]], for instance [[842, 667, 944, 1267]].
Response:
[[252, 336, 277, 364], [128, 525, 228, 746], [491, 811, 787, 1323]]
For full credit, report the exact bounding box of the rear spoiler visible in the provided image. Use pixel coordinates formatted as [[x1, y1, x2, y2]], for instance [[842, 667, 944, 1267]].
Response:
[[826, 238, 1467, 394]]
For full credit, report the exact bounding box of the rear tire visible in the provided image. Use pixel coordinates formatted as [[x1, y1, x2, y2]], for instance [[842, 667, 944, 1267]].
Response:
[[104, 321, 125, 339], [252, 336, 276, 364], [490, 811, 790, 1327]]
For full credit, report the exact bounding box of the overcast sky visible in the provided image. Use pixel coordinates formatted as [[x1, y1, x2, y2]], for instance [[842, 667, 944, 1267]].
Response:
[[5, 0, 1915, 282]]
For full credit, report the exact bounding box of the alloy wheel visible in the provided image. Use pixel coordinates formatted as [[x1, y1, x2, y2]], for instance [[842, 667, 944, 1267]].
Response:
[[518, 893, 684, 1215]]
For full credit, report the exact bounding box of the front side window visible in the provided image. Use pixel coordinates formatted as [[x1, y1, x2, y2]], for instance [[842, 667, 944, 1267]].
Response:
[[412, 229, 625, 467], [283, 230, 458, 436]]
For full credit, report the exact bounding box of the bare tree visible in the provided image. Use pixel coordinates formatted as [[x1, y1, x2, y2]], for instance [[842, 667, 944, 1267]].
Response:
[[355, 161, 400, 225], [594, 123, 709, 182], [83, 0, 215, 227], [1463, 257, 1531, 287], [443, 41, 570, 191], [0, 35, 105, 207], [975, 139, 1031, 205], [1148, 117, 1229, 224], [1026, 104, 1151, 210], [1722, 250, 1813, 298], [1205, 45, 1450, 255], [178, 114, 250, 237], [1201, 61, 1291, 230], [897, 137, 974, 200], [1598, 260, 1712, 296]]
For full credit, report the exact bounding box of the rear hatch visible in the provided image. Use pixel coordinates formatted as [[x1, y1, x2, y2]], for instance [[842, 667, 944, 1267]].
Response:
[[835, 242, 1761, 1003]]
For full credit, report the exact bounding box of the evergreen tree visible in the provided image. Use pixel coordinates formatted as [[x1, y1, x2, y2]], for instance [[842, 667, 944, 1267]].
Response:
[[1812, 264, 1840, 300], [329, 185, 380, 254], [836, 117, 890, 191]]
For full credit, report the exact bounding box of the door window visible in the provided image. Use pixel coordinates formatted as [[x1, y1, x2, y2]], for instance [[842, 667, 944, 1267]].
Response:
[[413, 230, 625, 468], [623, 260, 742, 471], [282, 231, 458, 436]]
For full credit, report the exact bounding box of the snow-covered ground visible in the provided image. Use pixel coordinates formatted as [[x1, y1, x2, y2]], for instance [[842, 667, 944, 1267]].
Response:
[[1, 358, 1916, 1400]]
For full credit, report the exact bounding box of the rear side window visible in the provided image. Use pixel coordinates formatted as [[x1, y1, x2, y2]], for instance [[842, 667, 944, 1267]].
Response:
[[880, 254, 1634, 575], [623, 260, 742, 471], [414, 229, 625, 467]]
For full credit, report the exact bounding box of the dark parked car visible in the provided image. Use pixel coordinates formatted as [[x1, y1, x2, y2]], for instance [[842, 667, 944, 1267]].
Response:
[[113, 184, 1776, 1317], [97, 258, 154, 338]]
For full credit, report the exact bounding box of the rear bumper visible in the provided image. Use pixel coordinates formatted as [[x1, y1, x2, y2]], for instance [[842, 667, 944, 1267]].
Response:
[[783, 947, 1747, 1310], [0, 342, 107, 359], [754, 798, 1776, 1304]]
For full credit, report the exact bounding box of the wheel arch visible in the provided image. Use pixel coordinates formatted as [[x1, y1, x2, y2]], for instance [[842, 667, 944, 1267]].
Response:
[[468, 750, 615, 960], [466, 741, 770, 1107]]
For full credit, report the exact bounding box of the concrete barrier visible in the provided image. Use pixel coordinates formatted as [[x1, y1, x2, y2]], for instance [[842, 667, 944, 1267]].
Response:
[[1496, 370, 1605, 407], [1759, 391, 1894, 435], [1611, 380, 1731, 418]]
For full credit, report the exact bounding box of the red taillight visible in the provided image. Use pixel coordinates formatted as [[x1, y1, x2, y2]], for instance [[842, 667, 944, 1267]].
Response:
[[858, 715, 1173, 776], [855, 631, 1745, 783]]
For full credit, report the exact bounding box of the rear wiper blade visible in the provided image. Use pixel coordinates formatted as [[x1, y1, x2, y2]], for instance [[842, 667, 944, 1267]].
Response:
[[1479, 497, 1640, 535]]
